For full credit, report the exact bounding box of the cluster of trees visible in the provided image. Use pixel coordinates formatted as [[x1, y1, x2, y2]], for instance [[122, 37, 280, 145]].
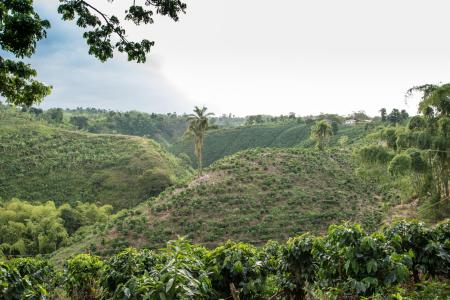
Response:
[[244, 113, 346, 127], [16, 106, 190, 145], [1, 221, 448, 299], [0, 199, 112, 256], [244, 113, 298, 125], [379, 108, 410, 125], [361, 84, 449, 218]]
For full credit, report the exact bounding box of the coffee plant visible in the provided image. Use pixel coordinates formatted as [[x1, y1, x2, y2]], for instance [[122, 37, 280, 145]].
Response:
[[0, 221, 448, 299]]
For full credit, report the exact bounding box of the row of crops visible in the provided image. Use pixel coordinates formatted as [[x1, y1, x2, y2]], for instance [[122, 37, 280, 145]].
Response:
[[1, 220, 448, 299]]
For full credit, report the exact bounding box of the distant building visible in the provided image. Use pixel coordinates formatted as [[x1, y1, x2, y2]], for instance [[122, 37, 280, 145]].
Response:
[[344, 119, 356, 125]]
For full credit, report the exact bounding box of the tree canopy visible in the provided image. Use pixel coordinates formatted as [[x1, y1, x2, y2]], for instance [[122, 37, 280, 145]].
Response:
[[0, 0, 186, 106]]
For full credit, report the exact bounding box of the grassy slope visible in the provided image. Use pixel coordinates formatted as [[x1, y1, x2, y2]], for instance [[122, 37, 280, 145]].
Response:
[[0, 110, 192, 209], [56, 147, 384, 259], [170, 123, 367, 167]]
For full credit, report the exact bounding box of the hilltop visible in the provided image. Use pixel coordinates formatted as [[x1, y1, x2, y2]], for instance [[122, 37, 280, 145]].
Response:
[[56, 147, 385, 259], [0, 109, 192, 209]]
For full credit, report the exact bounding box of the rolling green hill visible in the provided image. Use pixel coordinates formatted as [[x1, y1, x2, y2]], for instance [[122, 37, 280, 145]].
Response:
[[56, 147, 385, 258], [170, 122, 368, 167], [0, 109, 193, 209]]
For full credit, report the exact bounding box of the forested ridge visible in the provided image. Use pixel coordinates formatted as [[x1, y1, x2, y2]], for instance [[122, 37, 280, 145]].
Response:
[[0, 105, 193, 209]]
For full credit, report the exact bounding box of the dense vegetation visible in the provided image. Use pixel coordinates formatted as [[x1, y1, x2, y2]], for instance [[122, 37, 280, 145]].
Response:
[[0, 199, 113, 256], [0, 106, 192, 209], [58, 147, 387, 257], [1, 221, 448, 299], [358, 84, 450, 220], [170, 122, 368, 167], [2, 2, 447, 296]]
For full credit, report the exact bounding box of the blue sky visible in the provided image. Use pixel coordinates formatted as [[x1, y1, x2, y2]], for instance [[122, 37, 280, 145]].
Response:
[[30, 1, 193, 113], [15, 1, 450, 116]]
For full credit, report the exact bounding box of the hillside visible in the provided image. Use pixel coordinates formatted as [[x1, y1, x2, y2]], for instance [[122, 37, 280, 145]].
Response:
[[0, 109, 192, 209], [56, 147, 385, 258], [170, 122, 368, 167]]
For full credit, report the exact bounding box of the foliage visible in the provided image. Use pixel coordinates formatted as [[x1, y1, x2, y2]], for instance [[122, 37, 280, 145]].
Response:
[[73, 147, 383, 256], [312, 223, 413, 298], [59, 201, 113, 235], [405, 84, 449, 204], [44, 108, 64, 123], [388, 154, 412, 176], [359, 145, 394, 165], [75, 109, 189, 146], [0, 199, 68, 255], [2, 221, 449, 299], [384, 220, 450, 281], [64, 254, 104, 300], [186, 106, 215, 176], [139, 168, 174, 199], [279, 233, 316, 299], [387, 109, 409, 125], [0, 260, 48, 300], [311, 120, 333, 150], [0, 257, 58, 300], [0, 198, 113, 255], [100, 248, 159, 299], [0, 109, 192, 209], [207, 241, 268, 299], [101, 239, 212, 299], [358, 83, 450, 219], [70, 115, 89, 129], [0, 0, 186, 106], [0, 0, 52, 106], [171, 121, 367, 168]]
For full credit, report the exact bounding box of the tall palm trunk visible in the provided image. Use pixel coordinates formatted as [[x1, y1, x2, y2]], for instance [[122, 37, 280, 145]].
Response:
[[195, 135, 204, 177]]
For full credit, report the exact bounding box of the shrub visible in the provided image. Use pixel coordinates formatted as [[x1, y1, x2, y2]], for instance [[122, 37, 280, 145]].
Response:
[[139, 168, 174, 197], [0, 260, 49, 300], [312, 224, 412, 297], [64, 254, 104, 300], [100, 248, 159, 298], [385, 220, 450, 281], [207, 241, 269, 299], [279, 233, 316, 299], [388, 154, 412, 176]]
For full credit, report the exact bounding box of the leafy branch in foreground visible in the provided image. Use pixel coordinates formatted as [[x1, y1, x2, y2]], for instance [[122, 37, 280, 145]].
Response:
[[0, 0, 186, 106], [1, 221, 449, 299]]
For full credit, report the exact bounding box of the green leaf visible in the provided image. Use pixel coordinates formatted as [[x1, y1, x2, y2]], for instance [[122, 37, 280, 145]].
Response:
[[367, 259, 378, 273], [165, 278, 174, 293]]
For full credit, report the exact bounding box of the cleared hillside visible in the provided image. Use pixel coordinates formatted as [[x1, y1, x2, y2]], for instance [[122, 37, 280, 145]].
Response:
[[0, 110, 192, 209], [170, 122, 367, 167], [59, 147, 384, 258]]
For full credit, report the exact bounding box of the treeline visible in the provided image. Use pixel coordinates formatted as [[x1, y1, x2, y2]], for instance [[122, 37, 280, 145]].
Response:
[[1, 221, 448, 299], [0, 199, 113, 256]]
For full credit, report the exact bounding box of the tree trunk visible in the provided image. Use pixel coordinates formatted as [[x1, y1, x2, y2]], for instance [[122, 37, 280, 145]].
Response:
[[230, 283, 240, 300]]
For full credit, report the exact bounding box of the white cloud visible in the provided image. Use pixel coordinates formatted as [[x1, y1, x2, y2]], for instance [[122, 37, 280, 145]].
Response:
[[32, 0, 450, 116]]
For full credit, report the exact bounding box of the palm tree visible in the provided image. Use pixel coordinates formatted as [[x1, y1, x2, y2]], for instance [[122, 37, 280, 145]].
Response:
[[311, 120, 333, 150], [186, 106, 215, 176]]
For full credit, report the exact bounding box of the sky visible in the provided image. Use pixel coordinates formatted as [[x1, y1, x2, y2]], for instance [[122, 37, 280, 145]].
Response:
[[27, 0, 450, 116]]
